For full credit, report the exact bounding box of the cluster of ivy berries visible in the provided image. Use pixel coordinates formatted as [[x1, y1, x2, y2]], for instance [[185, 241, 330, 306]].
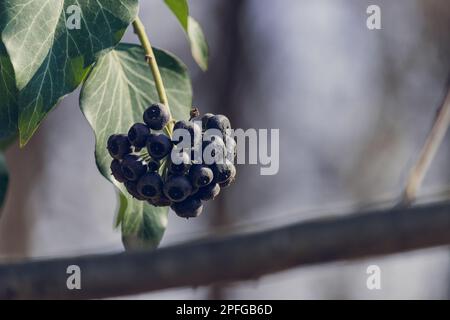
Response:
[[107, 103, 237, 218]]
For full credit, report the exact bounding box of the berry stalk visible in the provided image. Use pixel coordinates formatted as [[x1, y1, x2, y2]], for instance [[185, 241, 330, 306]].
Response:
[[132, 17, 174, 135]]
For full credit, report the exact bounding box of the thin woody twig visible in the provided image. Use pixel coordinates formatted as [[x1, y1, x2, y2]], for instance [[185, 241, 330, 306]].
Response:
[[1, 201, 450, 300], [401, 81, 450, 206]]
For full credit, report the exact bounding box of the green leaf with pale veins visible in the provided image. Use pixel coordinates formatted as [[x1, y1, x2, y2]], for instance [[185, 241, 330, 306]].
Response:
[[187, 17, 209, 71], [0, 43, 17, 213], [0, 0, 139, 146], [80, 44, 192, 250], [164, 0, 189, 30], [0, 152, 8, 210], [0, 42, 18, 142], [164, 0, 209, 71]]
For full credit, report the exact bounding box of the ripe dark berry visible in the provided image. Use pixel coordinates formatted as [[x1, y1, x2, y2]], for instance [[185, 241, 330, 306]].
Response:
[[169, 151, 191, 175], [147, 158, 160, 172], [173, 120, 202, 147], [205, 115, 231, 136], [143, 103, 170, 130], [149, 194, 172, 207], [146, 133, 173, 160], [189, 164, 213, 188], [171, 196, 203, 218], [219, 178, 234, 189], [163, 176, 193, 203], [125, 181, 146, 201], [110, 159, 126, 183], [128, 123, 149, 148], [200, 113, 214, 131], [121, 155, 147, 181], [219, 166, 236, 189], [212, 160, 236, 184], [107, 134, 131, 160], [224, 135, 237, 161], [202, 137, 226, 165], [190, 185, 200, 196], [137, 173, 163, 199], [191, 113, 214, 131], [197, 183, 220, 201], [190, 146, 201, 163]]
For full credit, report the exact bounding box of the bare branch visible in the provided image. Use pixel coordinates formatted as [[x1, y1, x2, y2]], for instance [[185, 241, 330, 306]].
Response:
[[0, 201, 450, 299], [402, 82, 450, 206]]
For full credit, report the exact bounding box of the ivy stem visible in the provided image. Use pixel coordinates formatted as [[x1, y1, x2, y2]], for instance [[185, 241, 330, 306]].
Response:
[[132, 17, 174, 135]]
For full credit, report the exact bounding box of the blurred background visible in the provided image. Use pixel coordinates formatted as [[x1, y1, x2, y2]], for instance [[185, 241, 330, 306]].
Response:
[[1, 0, 450, 299]]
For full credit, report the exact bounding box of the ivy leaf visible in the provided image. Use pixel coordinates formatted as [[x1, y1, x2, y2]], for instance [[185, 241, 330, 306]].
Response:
[[164, 0, 189, 30], [0, 0, 139, 146], [80, 44, 192, 250], [0, 153, 8, 210], [118, 193, 169, 251], [187, 17, 209, 71], [0, 42, 18, 142], [164, 0, 209, 71]]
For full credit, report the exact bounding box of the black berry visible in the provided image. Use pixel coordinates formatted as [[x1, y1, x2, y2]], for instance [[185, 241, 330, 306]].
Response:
[[222, 163, 237, 186], [169, 151, 191, 175], [171, 196, 203, 218], [163, 176, 193, 203], [125, 181, 146, 200], [200, 113, 214, 131], [219, 178, 234, 189], [224, 135, 237, 161], [121, 155, 147, 181], [197, 183, 220, 201], [212, 160, 236, 184], [110, 159, 126, 183], [107, 134, 131, 160], [192, 113, 213, 131], [202, 137, 226, 165], [147, 158, 160, 172], [149, 194, 172, 207], [143, 103, 170, 130], [189, 164, 213, 188], [205, 115, 231, 136], [147, 133, 173, 160], [128, 123, 149, 148], [173, 120, 202, 147], [137, 172, 163, 199]]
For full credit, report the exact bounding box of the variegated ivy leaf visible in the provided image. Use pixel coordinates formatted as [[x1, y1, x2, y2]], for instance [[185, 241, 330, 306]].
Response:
[[80, 44, 192, 250]]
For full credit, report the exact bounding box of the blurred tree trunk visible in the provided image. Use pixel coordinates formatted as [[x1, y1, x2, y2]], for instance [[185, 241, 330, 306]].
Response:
[[204, 0, 248, 300], [0, 134, 45, 260]]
